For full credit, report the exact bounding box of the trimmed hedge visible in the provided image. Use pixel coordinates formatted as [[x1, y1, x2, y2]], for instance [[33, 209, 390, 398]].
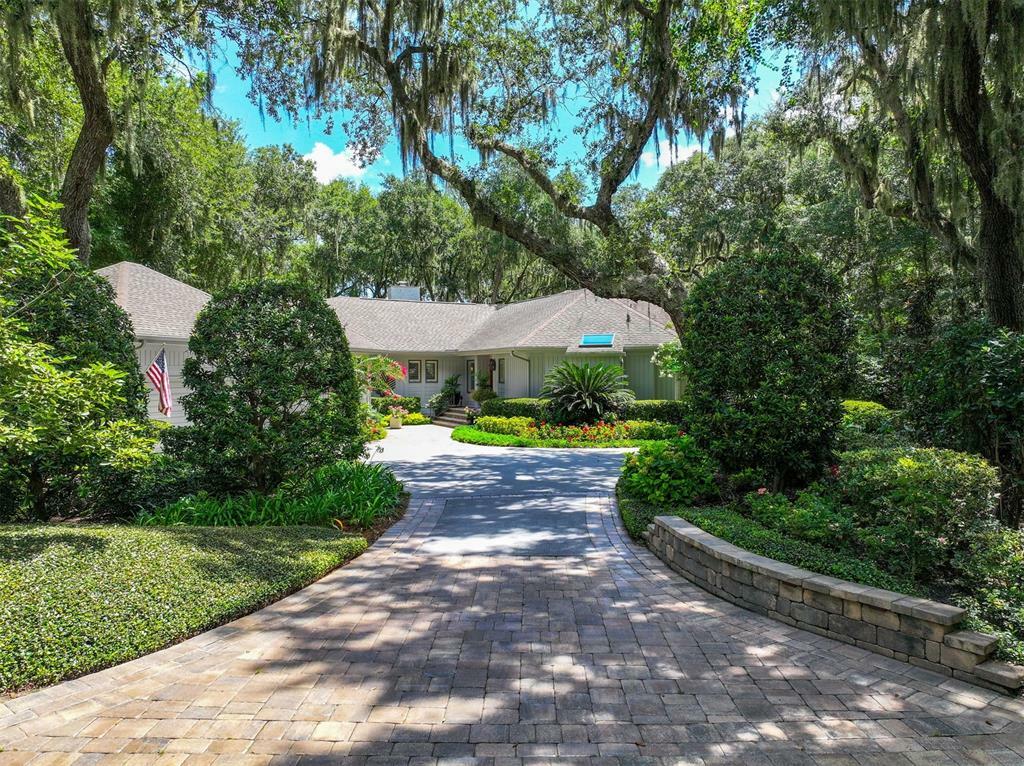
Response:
[[481, 397, 550, 419], [372, 395, 421, 412], [622, 400, 687, 424], [0, 525, 367, 693]]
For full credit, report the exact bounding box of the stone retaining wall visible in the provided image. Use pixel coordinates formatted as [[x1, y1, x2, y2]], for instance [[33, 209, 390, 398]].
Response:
[[646, 515, 1024, 695]]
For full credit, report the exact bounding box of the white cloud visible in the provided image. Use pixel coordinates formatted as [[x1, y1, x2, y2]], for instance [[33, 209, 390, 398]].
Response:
[[303, 142, 367, 183], [643, 139, 700, 170]]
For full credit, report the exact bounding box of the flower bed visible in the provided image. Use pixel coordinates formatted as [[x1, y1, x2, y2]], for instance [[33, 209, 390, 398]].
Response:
[[475, 415, 680, 443]]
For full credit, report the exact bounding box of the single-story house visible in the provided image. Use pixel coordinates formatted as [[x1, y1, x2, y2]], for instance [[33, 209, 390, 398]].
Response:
[[97, 261, 681, 423]]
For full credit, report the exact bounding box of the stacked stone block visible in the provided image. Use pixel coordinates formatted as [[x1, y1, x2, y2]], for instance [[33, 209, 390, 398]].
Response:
[[646, 515, 1024, 695]]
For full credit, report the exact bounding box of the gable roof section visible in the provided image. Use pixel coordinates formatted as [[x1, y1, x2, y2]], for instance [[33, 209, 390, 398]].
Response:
[[96, 262, 677, 351], [96, 261, 210, 341], [328, 296, 495, 353]]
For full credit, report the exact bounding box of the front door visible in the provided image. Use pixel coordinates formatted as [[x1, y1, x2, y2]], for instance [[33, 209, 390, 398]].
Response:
[[466, 358, 476, 395]]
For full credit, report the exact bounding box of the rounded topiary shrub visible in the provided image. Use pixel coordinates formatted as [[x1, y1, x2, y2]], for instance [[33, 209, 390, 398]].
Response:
[[681, 251, 854, 488], [619, 436, 718, 508], [167, 280, 363, 495]]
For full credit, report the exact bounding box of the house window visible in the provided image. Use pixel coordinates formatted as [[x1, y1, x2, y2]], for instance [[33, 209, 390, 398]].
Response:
[[580, 333, 614, 348], [497, 357, 506, 384], [424, 360, 438, 383], [466, 359, 476, 391], [408, 360, 422, 383]]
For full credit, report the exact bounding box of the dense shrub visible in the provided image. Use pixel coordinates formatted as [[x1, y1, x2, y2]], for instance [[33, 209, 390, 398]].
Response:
[[470, 387, 498, 404], [619, 437, 718, 508], [481, 397, 551, 419], [835, 447, 1000, 580], [428, 375, 462, 415], [745, 488, 854, 546], [903, 320, 1024, 526], [370, 395, 420, 412], [0, 524, 366, 692], [539, 362, 635, 424], [0, 198, 157, 521], [622, 399, 687, 424], [167, 280, 364, 495], [681, 251, 854, 488], [139, 460, 403, 529], [838, 400, 907, 451], [398, 411, 431, 425]]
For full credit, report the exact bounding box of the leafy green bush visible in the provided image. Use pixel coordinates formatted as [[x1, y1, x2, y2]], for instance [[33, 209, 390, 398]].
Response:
[[903, 320, 1024, 527], [619, 437, 718, 508], [0, 524, 367, 692], [745, 488, 854, 546], [166, 280, 363, 495], [481, 397, 551, 419], [138, 460, 403, 530], [470, 387, 498, 404], [681, 251, 854, 488], [835, 447, 1000, 580], [622, 399, 687, 424], [953, 525, 1024, 664], [370, 395, 420, 412], [539, 362, 636, 424], [475, 416, 677, 442], [399, 412, 431, 425], [838, 400, 906, 451], [0, 198, 157, 521], [428, 375, 462, 416], [476, 416, 535, 435]]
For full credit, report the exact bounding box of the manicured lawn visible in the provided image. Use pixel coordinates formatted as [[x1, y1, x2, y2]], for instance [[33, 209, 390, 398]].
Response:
[[452, 425, 661, 449], [0, 524, 367, 693]]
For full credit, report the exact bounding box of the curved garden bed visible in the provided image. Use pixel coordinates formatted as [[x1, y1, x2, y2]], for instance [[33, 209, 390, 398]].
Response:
[[451, 425, 660, 449], [642, 512, 1024, 695]]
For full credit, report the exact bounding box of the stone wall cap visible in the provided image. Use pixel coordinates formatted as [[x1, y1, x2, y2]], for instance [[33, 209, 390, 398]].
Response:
[[892, 596, 965, 625], [943, 631, 999, 655], [974, 660, 1024, 690]]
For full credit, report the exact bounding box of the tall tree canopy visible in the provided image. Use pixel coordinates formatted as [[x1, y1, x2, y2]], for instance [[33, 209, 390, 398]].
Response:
[[238, 0, 766, 329]]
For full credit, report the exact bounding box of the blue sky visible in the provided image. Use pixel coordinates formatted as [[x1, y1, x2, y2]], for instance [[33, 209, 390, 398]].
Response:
[[208, 45, 782, 193]]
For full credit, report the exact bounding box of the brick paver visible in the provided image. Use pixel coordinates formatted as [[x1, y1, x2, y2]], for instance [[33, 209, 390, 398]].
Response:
[[2, 428, 1024, 764]]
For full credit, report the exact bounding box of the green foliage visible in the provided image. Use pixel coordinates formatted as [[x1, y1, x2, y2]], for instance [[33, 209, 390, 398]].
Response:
[[470, 386, 498, 404], [621, 400, 687, 424], [745, 488, 854, 546], [428, 374, 462, 416], [681, 251, 854, 487], [481, 397, 551, 419], [539, 362, 635, 424], [0, 198, 157, 520], [397, 412, 431, 425], [167, 280, 363, 495], [0, 524, 366, 693], [451, 426, 661, 449], [370, 395, 421, 412], [475, 416, 677, 441], [621, 497, 917, 594], [474, 416, 534, 435], [139, 460, 403, 530], [838, 400, 907, 451], [355, 356, 406, 397], [835, 447, 1000, 580], [619, 437, 719, 508], [903, 320, 1024, 526]]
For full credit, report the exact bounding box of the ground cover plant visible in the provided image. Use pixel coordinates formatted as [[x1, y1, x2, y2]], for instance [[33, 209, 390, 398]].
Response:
[[0, 524, 367, 693], [138, 460, 404, 531]]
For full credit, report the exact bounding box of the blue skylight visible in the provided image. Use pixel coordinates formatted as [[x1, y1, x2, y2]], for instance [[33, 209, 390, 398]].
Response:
[[580, 333, 615, 347]]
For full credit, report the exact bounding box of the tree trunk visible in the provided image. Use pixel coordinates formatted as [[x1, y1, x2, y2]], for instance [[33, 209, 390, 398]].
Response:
[[55, 0, 115, 264], [976, 201, 1024, 331]]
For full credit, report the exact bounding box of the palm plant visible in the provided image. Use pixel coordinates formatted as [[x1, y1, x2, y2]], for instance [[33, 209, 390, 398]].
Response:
[[539, 362, 635, 424]]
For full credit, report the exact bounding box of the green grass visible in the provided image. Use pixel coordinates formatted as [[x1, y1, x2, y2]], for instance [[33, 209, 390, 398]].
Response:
[[452, 425, 664, 449], [617, 489, 917, 594], [0, 524, 367, 693]]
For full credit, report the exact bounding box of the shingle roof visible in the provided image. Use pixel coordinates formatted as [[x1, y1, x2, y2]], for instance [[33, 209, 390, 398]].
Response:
[[96, 262, 210, 340], [97, 262, 677, 351], [329, 296, 495, 353]]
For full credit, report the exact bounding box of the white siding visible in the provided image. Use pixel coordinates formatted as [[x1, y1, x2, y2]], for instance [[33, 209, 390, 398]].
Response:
[[135, 340, 191, 426], [624, 348, 678, 399], [389, 354, 464, 410]]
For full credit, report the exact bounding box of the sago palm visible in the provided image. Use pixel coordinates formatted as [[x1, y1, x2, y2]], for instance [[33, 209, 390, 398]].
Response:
[[539, 362, 635, 424]]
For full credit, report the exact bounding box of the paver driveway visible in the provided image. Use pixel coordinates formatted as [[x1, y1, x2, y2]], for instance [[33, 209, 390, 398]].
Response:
[[2, 425, 1024, 765]]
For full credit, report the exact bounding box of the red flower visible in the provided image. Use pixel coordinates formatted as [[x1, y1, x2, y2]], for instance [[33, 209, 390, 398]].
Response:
[[829, 464, 840, 479]]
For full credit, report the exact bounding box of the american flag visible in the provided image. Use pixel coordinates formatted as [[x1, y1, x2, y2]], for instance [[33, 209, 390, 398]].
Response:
[[146, 349, 173, 416]]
